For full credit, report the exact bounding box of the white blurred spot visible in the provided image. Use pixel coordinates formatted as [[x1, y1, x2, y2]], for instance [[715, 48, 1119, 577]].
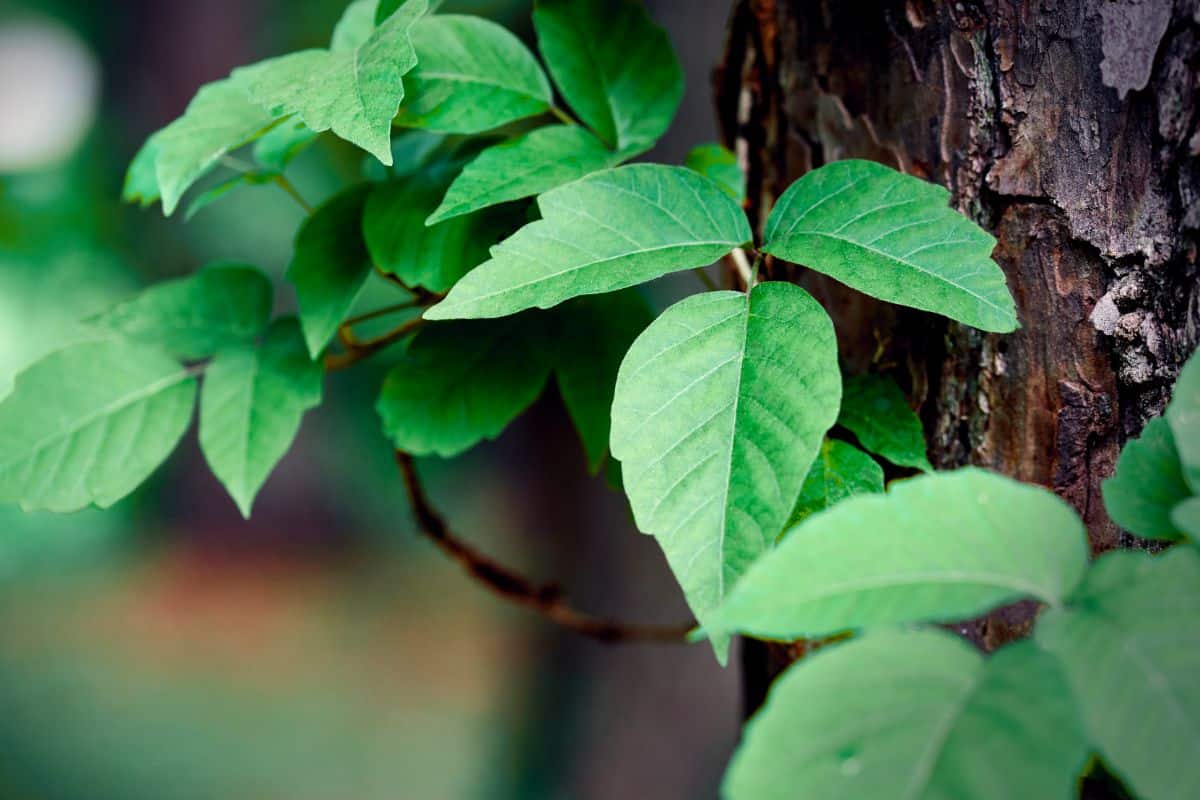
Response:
[[0, 18, 100, 172]]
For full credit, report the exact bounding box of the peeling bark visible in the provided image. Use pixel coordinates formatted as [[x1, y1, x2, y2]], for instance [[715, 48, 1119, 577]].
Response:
[[719, 0, 1200, 716]]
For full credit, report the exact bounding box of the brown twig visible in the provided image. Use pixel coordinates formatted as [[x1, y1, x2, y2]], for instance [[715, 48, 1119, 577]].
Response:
[[324, 317, 425, 372], [395, 452, 696, 644]]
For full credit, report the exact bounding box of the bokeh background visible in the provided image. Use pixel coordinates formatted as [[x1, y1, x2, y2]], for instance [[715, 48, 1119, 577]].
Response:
[[0, 1, 744, 798]]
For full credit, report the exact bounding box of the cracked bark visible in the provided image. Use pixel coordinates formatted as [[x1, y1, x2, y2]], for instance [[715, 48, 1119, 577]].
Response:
[[719, 0, 1200, 746]]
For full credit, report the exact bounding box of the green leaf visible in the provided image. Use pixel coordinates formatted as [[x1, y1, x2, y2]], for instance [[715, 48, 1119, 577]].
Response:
[[427, 125, 616, 225], [533, 0, 683, 153], [1037, 547, 1200, 800], [1102, 417, 1191, 541], [706, 468, 1088, 641], [287, 185, 373, 358], [0, 341, 196, 512], [232, 0, 427, 165], [425, 165, 751, 321], [554, 290, 653, 473], [1172, 496, 1200, 545], [87, 263, 272, 360], [252, 120, 317, 172], [332, 0, 383, 51], [610, 282, 841, 659], [685, 143, 745, 203], [788, 439, 884, 527], [395, 15, 553, 134], [762, 159, 1017, 333], [838, 373, 933, 472], [724, 629, 1087, 800], [123, 135, 162, 207], [1167, 349, 1200, 492], [145, 79, 278, 216], [377, 315, 553, 457], [183, 171, 277, 221], [199, 319, 323, 518], [362, 174, 521, 294]]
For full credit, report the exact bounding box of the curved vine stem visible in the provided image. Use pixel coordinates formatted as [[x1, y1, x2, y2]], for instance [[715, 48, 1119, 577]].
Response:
[[324, 317, 425, 372], [395, 452, 696, 644]]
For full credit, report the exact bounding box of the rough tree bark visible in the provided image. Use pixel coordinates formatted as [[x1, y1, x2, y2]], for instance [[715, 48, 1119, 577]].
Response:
[[718, 0, 1200, 720]]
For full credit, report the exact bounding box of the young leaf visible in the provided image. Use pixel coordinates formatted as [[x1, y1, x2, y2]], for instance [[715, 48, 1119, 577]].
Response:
[[252, 120, 317, 172], [199, 318, 323, 518], [788, 439, 884, 527], [1172, 496, 1200, 545], [87, 263, 272, 360], [362, 174, 520, 293], [685, 143, 745, 203], [762, 159, 1017, 332], [287, 185, 373, 358], [705, 468, 1088, 641], [838, 373, 933, 472], [142, 79, 278, 216], [427, 126, 616, 225], [377, 315, 553, 457], [1102, 417, 1191, 540], [424, 165, 751, 321], [123, 134, 162, 207], [533, 0, 683, 153], [395, 15, 553, 134], [1167, 348, 1200, 492], [0, 341, 196, 512], [553, 290, 653, 473], [610, 283, 841, 659], [1037, 547, 1200, 800], [232, 0, 427, 165], [724, 629, 1087, 800]]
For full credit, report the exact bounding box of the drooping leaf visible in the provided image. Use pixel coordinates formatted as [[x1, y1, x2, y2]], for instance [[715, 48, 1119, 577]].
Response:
[[1037, 547, 1200, 800], [706, 468, 1088, 641], [554, 290, 653, 473], [1167, 348, 1200, 492], [252, 120, 318, 172], [377, 314, 553, 457], [838, 373, 933, 472], [232, 0, 427, 165], [1172, 496, 1200, 545], [199, 318, 323, 518], [685, 143, 745, 203], [143, 79, 278, 216], [87, 263, 272, 360], [395, 15, 553, 134], [362, 174, 521, 293], [427, 125, 616, 225], [0, 341, 196, 512], [788, 439, 884, 527], [183, 171, 278, 220], [610, 282, 841, 659], [533, 0, 683, 153], [287, 185, 373, 358], [123, 135, 162, 208], [763, 159, 1017, 333], [1103, 417, 1191, 540], [724, 629, 1087, 800], [425, 165, 751, 321]]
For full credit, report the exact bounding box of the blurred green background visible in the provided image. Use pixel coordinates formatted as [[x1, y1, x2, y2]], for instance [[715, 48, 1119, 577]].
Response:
[[0, 1, 742, 798]]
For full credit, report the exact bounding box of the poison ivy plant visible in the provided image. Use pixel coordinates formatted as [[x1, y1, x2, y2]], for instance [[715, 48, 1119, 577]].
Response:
[[837, 373, 933, 472], [1102, 417, 1191, 540], [1172, 496, 1200, 543], [1167, 351, 1200, 492], [787, 438, 884, 527], [686, 143, 745, 203]]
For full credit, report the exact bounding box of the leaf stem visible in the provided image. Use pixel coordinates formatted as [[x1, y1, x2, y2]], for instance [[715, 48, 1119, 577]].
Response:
[[395, 451, 696, 643], [728, 247, 754, 289], [324, 317, 425, 372], [549, 106, 577, 126], [342, 299, 422, 328], [274, 174, 314, 215]]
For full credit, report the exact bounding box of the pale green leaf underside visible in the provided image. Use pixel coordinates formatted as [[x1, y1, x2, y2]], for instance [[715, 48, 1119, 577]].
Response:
[[1172, 496, 1200, 544], [1102, 416, 1191, 540], [425, 164, 751, 321], [707, 468, 1088, 640], [685, 143, 745, 203], [87, 263, 272, 360], [199, 318, 323, 518], [838, 373, 933, 472], [396, 15, 552, 134], [232, 0, 427, 165], [0, 341, 196, 513], [610, 282, 841, 658], [1167, 349, 1200, 492], [763, 159, 1017, 333], [427, 125, 617, 225], [533, 0, 682, 152], [377, 314, 552, 457], [1037, 548, 1200, 800], [724, 629, 1086, 800], [788, 439, 884, 527], [287, 185, 373, 358]]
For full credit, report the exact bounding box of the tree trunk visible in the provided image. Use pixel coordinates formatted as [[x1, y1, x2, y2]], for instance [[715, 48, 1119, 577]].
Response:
[[718, 0, 1200, 712]]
